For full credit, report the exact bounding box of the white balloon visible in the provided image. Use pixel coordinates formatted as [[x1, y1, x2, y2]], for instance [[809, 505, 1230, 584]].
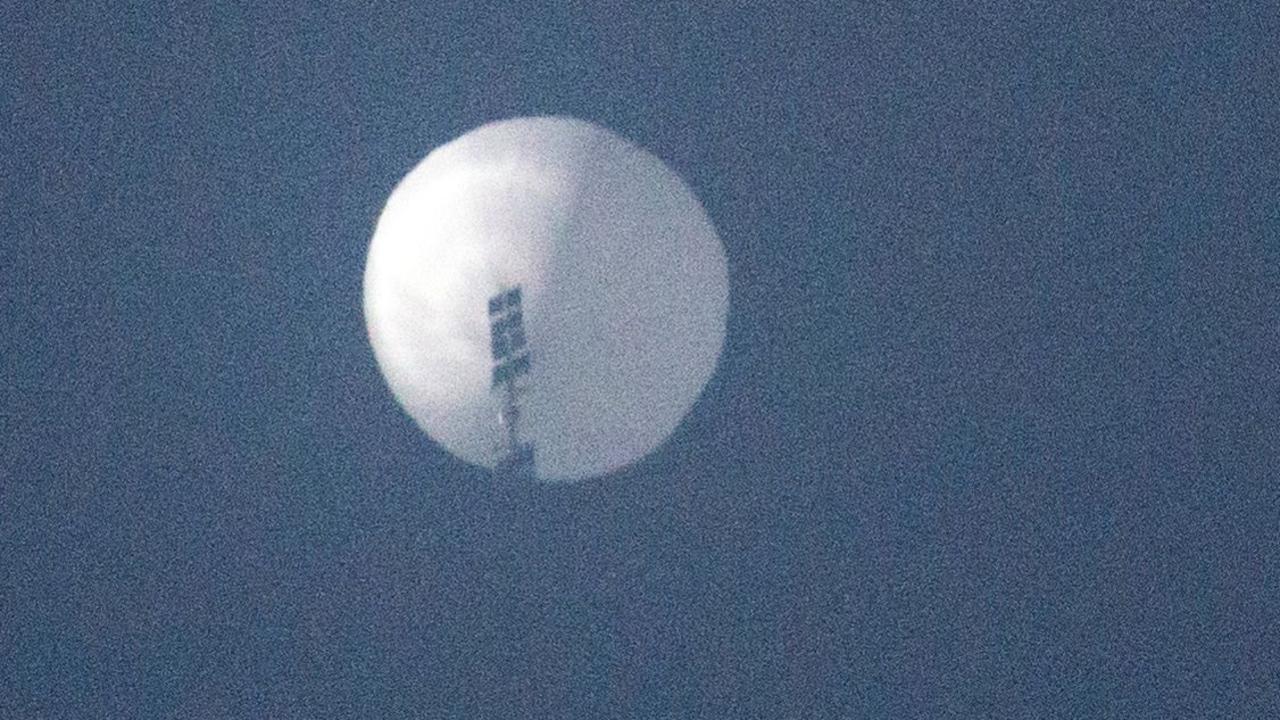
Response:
[[364, 117, 728, 482]]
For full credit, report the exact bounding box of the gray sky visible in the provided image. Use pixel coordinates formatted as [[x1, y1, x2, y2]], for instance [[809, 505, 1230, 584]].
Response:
[[3, 3, 1278, 717]]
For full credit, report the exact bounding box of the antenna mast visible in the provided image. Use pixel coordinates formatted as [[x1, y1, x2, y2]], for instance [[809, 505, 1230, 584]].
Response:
[[488, 286, 536, 480]]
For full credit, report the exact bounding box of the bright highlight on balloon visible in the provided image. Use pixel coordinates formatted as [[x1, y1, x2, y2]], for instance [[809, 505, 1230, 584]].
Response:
[[363, 117, 728, 482]]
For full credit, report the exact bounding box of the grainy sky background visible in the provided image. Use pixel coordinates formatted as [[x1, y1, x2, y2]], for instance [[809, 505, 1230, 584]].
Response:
[[3, 2, 1278, 717]]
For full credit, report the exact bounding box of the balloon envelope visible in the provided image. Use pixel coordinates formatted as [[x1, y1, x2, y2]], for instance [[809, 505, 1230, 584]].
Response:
[[364, 117, 728, 482]]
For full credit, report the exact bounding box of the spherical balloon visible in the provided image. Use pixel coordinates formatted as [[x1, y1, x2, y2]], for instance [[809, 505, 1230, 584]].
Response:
[[363, 117, 728, 482]]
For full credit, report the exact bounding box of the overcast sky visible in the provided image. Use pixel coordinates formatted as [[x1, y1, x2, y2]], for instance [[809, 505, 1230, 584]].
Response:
[[3, 3, 1278, 717]]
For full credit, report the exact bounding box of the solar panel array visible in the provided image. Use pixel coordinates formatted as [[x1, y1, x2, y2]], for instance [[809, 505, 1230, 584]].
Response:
[[488, 287, 531, 388], [487, 287, 522, 316]]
